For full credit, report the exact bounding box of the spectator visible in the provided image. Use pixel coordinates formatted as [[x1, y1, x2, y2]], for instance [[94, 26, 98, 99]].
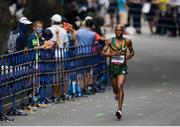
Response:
[[61, 16, 77, 48], [48, 14, 69, 48], [47, 14, 69, 101], [76, 17, 96, 54], [27, 21, 43, 49], [145, 0, 159, 34], [117, 0, 128, 26], [41, 29, 58, 49], [76, 17, 97, 92], [27, 21, 44, 107], [47, 14, 69, 57], [7, 17, 32, 54], [166, 4, 177, 36], [108, 0, 118, 28], [171, 0, 180, 36], [126, 0, 143, 33], [98, 0, 109, 17], [155, 0, 170, 35], [87, 0, 98, 15], [93, 16, 108, 49], [61, 17, 77, 57], [177, 5, 180, 36]]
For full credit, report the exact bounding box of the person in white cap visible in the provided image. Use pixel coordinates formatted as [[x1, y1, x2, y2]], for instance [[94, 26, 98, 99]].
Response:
[[47, 14, 69, 101], [7, 17, 32, 53], [47, 14, 69, 50]]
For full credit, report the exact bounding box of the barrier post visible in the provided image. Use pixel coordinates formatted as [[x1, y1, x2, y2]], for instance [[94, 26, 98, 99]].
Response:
[[6, 52, 27, 116], [38, 48, 50, 104], [59, 48, 66, 102], [19, 52, 31, 111], [0, 56, 14, 121]]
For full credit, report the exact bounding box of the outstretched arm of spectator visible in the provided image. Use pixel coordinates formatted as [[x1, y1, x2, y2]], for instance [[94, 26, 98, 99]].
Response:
[[41, 40, 54, 49], [95, 33, 108, 42]]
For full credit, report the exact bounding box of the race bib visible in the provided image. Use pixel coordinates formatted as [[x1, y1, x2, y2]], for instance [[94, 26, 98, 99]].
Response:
[[111, 55, 125, 64]]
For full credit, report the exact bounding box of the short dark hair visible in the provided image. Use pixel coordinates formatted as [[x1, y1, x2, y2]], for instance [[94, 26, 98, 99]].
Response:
[[33, 21, 43, 27], [42, 29, 53, 41], [115, 24, 125, 31], [85, 19, 94, 28], [93, 16, 104, 27]]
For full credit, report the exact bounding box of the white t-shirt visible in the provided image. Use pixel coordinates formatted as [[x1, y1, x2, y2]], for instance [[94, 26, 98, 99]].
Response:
[[48, 25, 68, 48], [48, 25, 69, 58]]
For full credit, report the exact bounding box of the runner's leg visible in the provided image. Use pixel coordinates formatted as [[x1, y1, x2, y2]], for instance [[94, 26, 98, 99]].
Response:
[[117, 75, 126, 111], [111, 78, 118, 95]]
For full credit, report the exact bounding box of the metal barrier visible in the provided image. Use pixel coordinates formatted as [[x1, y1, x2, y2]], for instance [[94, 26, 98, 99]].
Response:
[[0, 44, 108, 121]]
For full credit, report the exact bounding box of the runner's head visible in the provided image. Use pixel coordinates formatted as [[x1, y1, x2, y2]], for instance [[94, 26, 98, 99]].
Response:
[[115, 24, 124, 39]]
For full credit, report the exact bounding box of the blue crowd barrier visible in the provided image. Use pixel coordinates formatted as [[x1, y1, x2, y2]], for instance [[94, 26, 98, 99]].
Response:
[[0, 44, 108, 121]]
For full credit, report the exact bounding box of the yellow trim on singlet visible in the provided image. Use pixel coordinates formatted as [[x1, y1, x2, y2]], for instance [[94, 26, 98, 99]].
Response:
[[110, 37, 127, 51]]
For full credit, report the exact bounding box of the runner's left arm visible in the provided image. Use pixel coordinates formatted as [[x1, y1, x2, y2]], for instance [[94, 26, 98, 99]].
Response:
[[126, 39, 135, 60]]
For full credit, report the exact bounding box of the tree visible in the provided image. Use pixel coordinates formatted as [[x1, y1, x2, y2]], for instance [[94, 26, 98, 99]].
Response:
[[0, 0, 66, 53], [0, 0, 12, 54], [24, 0, 64, 28]]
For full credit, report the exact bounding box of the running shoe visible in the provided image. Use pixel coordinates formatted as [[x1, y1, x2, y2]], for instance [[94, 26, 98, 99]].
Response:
[[116, 110, 122, 120]]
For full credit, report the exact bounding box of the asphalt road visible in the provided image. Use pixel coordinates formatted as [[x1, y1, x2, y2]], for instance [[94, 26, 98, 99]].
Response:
[[1, 32, 180, 126]]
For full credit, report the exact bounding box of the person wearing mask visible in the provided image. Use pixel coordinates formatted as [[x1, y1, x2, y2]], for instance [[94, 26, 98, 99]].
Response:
[[47, 14, 69, 101], [47, 14, 69, 60], [27, 21, 43, 49], [7, 17, 31, 54], [48, 14, 69, 50], [27, 21, 45, 108]]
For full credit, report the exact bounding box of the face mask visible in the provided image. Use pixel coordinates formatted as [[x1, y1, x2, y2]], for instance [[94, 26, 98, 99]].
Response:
[[35, 28, 43, 34]]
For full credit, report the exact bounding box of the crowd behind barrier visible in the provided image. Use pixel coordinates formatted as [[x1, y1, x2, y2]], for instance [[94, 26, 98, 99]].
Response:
[[0, 44, 108, 121]]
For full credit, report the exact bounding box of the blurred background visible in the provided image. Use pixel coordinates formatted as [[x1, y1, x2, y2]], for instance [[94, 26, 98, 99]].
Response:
[[0, 0, 180, 54]]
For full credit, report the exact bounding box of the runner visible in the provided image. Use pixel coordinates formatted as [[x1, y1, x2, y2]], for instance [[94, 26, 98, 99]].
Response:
[[101, 24, 135, 120]]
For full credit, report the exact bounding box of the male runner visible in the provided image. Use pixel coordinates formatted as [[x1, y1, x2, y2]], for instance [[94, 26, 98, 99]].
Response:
[[101, 24, 135, 120]]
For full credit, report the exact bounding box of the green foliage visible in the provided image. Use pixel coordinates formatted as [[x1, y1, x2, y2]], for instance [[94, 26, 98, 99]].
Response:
[[0, 0, 11, 53]]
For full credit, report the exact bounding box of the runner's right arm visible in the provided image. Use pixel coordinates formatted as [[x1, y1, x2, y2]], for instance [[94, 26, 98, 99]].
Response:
[[101, 39, 121, 57]]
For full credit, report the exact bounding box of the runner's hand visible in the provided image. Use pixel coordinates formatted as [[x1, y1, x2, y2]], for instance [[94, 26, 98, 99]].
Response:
[[126, 55, 132, 60]]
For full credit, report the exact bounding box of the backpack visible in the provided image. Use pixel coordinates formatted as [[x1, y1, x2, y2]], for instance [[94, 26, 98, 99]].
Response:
[[7, 30, 20, 54]]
